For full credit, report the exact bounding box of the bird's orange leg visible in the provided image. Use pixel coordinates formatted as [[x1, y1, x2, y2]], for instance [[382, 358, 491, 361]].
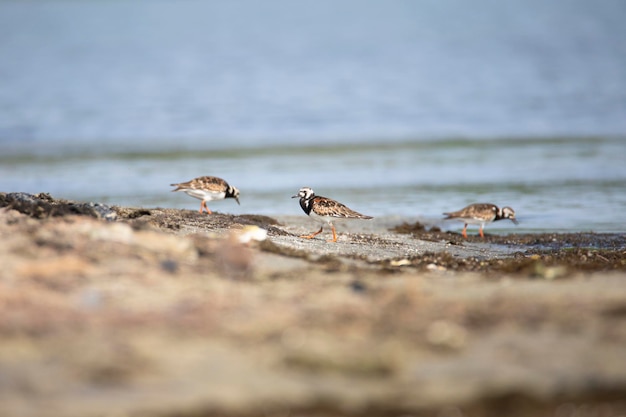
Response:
[[327, 224, 338, 243], [479, 225, 485, 238], [200, 201, 212, 214], [300, 226, 323, 239], [462, 224, 468, 239]]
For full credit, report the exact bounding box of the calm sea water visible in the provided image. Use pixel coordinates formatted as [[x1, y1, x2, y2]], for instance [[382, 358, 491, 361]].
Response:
[[1, 0, 625, 233]]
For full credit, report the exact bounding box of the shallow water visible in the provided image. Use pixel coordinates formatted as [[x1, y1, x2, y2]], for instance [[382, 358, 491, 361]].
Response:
[[2, 137, 625, 233], [1, 1, 625, 233]]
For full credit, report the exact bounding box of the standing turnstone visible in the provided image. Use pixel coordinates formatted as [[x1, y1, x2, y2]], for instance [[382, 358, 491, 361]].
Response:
[[443, 203, 518, 238], [170, 176, 240, 214], [292, 187, 373, 242]]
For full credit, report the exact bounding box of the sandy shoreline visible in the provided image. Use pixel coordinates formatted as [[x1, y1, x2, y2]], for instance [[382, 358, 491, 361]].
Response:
[[1, 192, 625, 417]]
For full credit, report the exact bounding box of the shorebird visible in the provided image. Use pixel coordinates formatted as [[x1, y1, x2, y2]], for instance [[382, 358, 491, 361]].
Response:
[[170, 176, 240, 214], [443, 203, 518, 238], [292, 187, 373, 242]]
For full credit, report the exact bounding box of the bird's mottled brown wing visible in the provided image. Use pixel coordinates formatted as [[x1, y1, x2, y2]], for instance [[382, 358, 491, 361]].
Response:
[[311, 196, 373, 219], [444, 203, 497, 221], [171, 176, 229, 192]]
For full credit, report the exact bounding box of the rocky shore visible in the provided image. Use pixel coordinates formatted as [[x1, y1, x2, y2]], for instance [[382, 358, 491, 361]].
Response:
[[1, 192, 625, 417]]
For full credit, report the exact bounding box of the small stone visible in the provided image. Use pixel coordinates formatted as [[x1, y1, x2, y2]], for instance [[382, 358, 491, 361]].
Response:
[[426, 320, 468, 349], [230, 225, 268, 244], [349, 281, 367, 293], [390, 259, 412, 267], [426, 263, 447, 272], [161, 259, 179, 274]]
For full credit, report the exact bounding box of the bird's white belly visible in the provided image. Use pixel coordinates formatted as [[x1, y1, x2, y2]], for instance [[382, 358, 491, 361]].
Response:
[[184, 189, 225, 201], [463, 218, 489, 225], [309, 211, 339, 224]]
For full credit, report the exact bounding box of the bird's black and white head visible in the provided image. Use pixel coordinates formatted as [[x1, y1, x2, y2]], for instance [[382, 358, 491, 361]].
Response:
[[292, 187, 315, 201], [292, 187, 316, 215], [500, 206, 518, 224], [227, 185, 241, 205]]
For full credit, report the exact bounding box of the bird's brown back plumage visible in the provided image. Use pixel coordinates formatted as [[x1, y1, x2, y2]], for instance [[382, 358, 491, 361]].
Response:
[[310, 196, 373, 219], [443, 203, 498, 221], [170, 176, 230, 193]]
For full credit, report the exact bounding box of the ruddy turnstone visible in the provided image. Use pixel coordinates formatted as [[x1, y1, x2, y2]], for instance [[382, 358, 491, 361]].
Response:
[[292, 187, 373, 242], [443, 203, 518, 238], [170, 176, 240, 214]]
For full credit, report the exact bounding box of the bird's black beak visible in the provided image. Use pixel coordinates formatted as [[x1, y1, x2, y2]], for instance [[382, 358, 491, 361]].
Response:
[[235, 197, 240, 205], [291, 195, 299, 199], [511, 218, 519, 225]]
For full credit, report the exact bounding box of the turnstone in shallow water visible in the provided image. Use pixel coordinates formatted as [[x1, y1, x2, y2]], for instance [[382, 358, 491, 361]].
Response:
[[292, 187, 373, 242], [170, 176, 240, 214], [443, 203, 518, 238]]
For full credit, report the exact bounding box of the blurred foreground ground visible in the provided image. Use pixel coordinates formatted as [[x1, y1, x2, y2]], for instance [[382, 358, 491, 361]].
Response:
[[1, 193, 625, 417]]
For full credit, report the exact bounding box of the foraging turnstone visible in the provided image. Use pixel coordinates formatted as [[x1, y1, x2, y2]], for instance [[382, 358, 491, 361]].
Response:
[[292, 187, 373, 242], [443, 203, 518, 238], [170, 176, 240, 214]]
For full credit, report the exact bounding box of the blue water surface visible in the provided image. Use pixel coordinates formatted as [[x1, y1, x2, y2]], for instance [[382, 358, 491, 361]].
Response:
[[1, 0, 625, 232]]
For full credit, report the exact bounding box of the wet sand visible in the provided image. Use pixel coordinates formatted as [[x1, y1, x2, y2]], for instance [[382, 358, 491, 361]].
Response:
[[1, 192, 625, 417]]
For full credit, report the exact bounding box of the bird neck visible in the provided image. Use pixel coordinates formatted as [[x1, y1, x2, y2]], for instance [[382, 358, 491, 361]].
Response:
[[300, 196, 314, 215]]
